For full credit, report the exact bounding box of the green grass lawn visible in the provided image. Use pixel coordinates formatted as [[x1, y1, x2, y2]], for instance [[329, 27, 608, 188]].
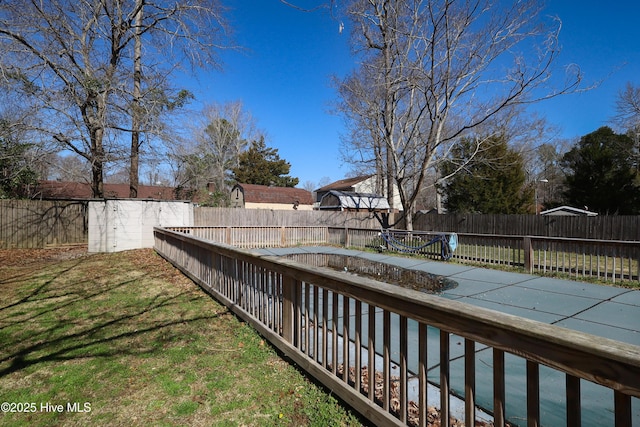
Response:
[[0, 248, 365, 427]]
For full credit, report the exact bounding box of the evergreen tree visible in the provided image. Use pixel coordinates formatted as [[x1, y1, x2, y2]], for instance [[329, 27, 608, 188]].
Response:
[[0, 119, 38, 198], [441, 135, 532, 214], [561, 127, 640, 214], [232, 138, 299, 187]]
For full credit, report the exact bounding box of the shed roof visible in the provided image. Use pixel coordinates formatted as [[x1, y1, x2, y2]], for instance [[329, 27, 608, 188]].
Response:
[[315, 175, 373, 192], [33, 180, 177, 200], [318, 190, 390, 210], [234, 183, 313, 205], [540, 206, 598, 216]]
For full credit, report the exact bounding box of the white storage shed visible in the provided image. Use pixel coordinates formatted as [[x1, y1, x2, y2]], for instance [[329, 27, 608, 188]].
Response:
[[88, 199, 193, 252]]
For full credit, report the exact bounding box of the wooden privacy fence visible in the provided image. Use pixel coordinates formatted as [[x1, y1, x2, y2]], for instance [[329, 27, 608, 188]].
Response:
[[194, 206, 382, 228], [0, 199, 87, 248], [170, 226, 640, 284], [154, 227, 640, 427], [413, 212, 640, 241], [324, 228, 640, 284], [167, 226, 330, 247]]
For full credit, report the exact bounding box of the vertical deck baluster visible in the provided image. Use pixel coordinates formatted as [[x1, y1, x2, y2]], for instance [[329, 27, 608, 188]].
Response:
[[253, 265, 259, 319], [465, 338, 476, 427], [314, 285, 320, 363], [322, 288, 329, 368], [332, 291, 338, 375], [242, 261, 249, 310], [270, 271, 276, 331], [355, 300, 362, 394], [400, 315, 408, 423], [281, 276, 295, 344], [440, 330, 450, 427], [368, 304, 376, 403], [261, 267, 266, 322], [614, 390, 632, 427], [255, 265, 261, 317], [566, 374, 581, 427], [304, 283, 310, 355], [252, 265, 258, 319], [418, 323, 428, 427], [295, 281, 302, 350], [383, 310, 391, 411], [343, 295, 350, 383], [493, 348, 505, 427], [527, 360, 540, 427]]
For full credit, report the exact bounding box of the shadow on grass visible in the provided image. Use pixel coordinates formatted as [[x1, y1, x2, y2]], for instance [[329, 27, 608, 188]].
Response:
[[0, 253, 226, 378]]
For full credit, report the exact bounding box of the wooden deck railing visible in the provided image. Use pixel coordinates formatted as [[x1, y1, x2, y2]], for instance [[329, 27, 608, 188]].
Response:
[[166, 226, 640, 284], [325, 228, 640, 284], [155, 227, 640, 427]]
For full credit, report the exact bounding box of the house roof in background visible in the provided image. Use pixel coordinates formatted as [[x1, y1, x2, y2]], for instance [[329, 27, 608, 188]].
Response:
[[540, 206, 598, 216], [234, 183, 314, 205], [315, 175, 373, 192], [33, 181, 177, 200], [318, 190, 390, 210]]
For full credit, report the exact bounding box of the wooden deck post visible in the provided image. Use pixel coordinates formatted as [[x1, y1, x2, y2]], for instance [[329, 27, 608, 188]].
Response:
[[281, 276, 296, 344], [524, 236, 533, 273]]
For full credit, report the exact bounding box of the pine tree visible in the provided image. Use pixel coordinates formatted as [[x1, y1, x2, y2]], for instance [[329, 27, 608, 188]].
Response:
[[561, 127, 640, 214], [232, 138, 299, 187], [441, 135, 532, 214]]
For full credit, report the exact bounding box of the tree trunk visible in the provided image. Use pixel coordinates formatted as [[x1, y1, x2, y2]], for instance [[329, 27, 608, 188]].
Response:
[[129, 1, 144, 198], [90, 126, 105, 198]]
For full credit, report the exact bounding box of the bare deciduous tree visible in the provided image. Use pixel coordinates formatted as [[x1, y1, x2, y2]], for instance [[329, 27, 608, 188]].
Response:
[[171, 101, 262, 199], [336, 0, 582, 229], [125, 0, 230, 197], [0, 0, 229, 198], [614, 82, 640, 133]]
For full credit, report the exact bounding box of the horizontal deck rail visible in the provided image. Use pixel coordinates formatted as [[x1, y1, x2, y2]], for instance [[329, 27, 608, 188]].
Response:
[[166, 226, 640, 284], [155, 227, 640, 427]]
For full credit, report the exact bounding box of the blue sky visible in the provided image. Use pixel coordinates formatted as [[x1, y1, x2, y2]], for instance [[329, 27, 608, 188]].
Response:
[[186, 1, 640, 188]]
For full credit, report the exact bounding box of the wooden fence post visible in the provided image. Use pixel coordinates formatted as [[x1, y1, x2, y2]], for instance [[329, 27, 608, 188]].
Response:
[[524, 236, 533, 273], [344, 226, 350, 248]]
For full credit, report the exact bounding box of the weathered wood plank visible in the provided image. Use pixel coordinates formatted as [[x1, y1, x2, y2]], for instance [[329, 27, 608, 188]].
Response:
[[493, 349, 505, 427], [155, 227, 640, 427], [465, 338, 476, 427], [566, 374, 581, 427]]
